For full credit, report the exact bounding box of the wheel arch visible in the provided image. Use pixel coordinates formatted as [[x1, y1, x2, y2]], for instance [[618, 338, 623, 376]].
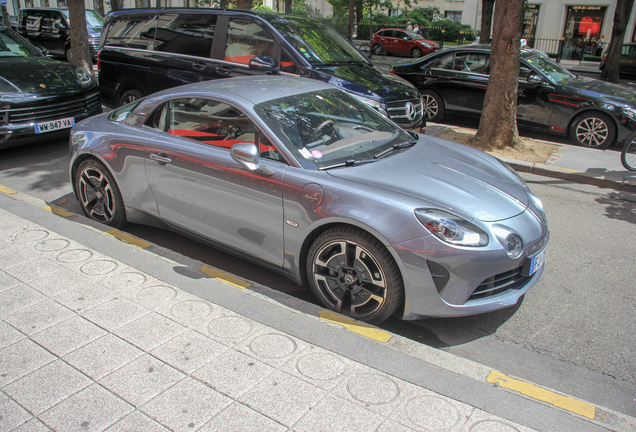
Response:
[[566, 108, 620, 144]]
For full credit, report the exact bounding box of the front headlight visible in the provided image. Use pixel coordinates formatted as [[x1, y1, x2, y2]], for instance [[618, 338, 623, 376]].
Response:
[[415, 209, 489, 247], [420, 42, 432, 48], [347, 92, 382, 110], [75, 68, 93, 87]]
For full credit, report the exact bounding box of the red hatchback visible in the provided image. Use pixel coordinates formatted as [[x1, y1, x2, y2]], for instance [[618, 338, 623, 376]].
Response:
[[372, 28, 439, 58]]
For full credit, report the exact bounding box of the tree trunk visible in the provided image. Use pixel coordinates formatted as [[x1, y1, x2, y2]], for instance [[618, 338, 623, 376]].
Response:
[[219, 0, 228, 9], [480, 0, 495, 44], [285, 0, 292, 13], [68, 0, 94, 78], [469, 0, 524, 150], [601, 0, 635, 83], [94, 0, 104, 16]]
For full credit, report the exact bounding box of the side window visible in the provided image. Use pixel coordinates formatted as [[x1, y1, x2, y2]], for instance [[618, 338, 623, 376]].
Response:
[[225, 18, 275, 65], [150, 98, 282, 161], [280, 50, 298, 74], [377, 30, 389, 38], [45, 12, 64, 34], [430, 53, 455, 70], [23, 10, 47, 32], [153, 13, 216, 57], [459, 53, 489, 74], [103, 14, 157, 49]]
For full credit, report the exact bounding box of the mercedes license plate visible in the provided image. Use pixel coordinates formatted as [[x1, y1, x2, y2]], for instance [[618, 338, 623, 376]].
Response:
[[35, 117, 75, 134]]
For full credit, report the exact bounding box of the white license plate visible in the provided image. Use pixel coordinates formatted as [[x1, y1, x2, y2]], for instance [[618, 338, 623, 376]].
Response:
[[528, 247, 547, 276], [34, 117, 75, 134]]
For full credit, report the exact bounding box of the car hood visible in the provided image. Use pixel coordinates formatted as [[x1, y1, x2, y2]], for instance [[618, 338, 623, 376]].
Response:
[[565, 75, 636, 105], [326, 136, 529, 222], [311, 64, 419, 103], [0, 57, 84, 97]]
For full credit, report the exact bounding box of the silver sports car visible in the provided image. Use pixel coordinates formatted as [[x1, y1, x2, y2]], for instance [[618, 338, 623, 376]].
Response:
[[69, 76, 549, 324]]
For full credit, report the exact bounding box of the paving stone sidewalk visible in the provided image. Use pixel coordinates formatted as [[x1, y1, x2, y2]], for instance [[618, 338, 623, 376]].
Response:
[[0, 207, 538, 432]]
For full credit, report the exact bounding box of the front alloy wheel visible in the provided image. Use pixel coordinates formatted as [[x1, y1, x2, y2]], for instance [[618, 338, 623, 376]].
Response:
[[307, 227, 403, 324], [570, 112, 616, 150], [76, 160, 126, 228], [420, 89, 445, 122]]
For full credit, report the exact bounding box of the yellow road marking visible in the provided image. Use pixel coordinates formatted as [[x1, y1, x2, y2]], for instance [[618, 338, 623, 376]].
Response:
[[487, 370, 596, 419], [201, 265, 251, 289], [0, 185, 16, 194], [105, 229, 152, 249], [319, 310, 392, 343], [43, 205, 74, 217]]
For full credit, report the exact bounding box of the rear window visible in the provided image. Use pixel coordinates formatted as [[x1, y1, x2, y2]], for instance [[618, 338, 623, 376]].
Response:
[[103, 14, 157, 50]]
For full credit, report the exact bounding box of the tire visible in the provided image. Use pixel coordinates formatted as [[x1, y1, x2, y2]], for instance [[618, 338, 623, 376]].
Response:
[[371, 43, 385, 60], [119, 89, 143, 107], [306, 226, 404, 324], [621, 133, 636, 171], [358, 43, 371, 56], [411, 47, 423, 58], [75, 159, 127, 228], [420, 89, 445, 122], [65, 46, 72, 63], [569, 112, 616, 150]]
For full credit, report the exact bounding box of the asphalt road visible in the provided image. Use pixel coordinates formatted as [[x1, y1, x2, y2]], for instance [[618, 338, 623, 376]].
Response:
[[1, 129, 635, 418]]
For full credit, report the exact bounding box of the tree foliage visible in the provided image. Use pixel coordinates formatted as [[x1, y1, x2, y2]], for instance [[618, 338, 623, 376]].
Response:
[[601, 0, 635, 83]]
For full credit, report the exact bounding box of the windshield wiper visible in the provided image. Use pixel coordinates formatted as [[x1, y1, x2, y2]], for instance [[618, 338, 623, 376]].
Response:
[[319, 159, 378, 170], [374, 138, 418, 159]]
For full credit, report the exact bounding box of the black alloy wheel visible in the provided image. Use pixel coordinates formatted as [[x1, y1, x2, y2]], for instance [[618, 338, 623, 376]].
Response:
[[570, 112, 616, 150], [420, 89, 445, 122], [306, 226, 404, 324], [119, 89, 143, 107], [75, 159, 126, 228]]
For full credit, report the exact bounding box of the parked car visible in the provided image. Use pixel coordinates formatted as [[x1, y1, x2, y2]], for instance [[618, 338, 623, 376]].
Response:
[[599, 42, 636, 79], [97, 9, 424, 131], [0, 25, 101, 150], [69, 75, 549, 324], [372, 28, 439, 58], [390, 45, 636, 149], [18, 7, 103, 61]]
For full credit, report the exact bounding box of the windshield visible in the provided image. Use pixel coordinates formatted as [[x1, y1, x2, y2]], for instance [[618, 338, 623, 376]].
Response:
[[254, 88, 413, 169], [62, 10, 104, 28], [0, 28, 41, 58], [266, 16, 368, 65], [523, 54, 575, 84], [108, 98, 145, 122]]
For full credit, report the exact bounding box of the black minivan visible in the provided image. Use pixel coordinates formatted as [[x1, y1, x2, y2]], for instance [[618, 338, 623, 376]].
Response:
[[18, 7, 104, 61], [97, 9, 424, 130]]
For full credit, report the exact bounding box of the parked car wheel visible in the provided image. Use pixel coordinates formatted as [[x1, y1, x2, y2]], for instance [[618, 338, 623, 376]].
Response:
[[306, 226, 404, 324], [119, 89, 143, 107], [65, 46, 72, 63], [570, 112, 616, 149], [420, 89, 445, 122], [411, 47, 423, 58], [75, 159, 126, 228]]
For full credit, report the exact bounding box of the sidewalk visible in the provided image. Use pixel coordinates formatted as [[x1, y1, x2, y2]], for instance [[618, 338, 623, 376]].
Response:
[[1, 184, 633, 431]]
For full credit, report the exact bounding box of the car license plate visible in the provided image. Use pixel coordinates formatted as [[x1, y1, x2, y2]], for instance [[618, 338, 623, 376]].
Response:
[[34, 117, 75, 134], [528, 247, 547, 276]]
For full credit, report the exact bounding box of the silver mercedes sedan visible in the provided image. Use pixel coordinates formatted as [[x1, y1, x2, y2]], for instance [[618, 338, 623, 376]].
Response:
[[69, 76, 549, 324]]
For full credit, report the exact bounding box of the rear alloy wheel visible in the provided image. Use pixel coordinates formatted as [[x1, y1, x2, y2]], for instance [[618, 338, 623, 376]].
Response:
[[570, 112, 616, 150], [420, 89, 445, 122], [411, 47, 423, 58], [119, 89, 143, 107], [306, 226, 404, 324], [75, 159, 126, 228]]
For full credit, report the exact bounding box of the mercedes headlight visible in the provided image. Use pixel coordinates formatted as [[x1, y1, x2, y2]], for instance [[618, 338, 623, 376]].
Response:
[[415, 209, 489, 247], [348, 92, 382, 110]]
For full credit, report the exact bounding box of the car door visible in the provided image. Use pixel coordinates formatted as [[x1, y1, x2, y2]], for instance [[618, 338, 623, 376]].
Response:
[[42, 10, 68, 57], [149, 12, 228, 94], [393, 30, 411, 56], [428, 52, 490, 116], [142, 97, 287, 267], [516, 61, 556, 132]]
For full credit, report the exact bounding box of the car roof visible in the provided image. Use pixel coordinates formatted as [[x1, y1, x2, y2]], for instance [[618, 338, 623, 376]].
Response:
[[151, 75, 335, 106]]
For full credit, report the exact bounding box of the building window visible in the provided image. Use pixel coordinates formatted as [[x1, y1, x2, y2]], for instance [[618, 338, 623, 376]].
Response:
[[523, 4, 539, 38], [445, 11, 462, 24]]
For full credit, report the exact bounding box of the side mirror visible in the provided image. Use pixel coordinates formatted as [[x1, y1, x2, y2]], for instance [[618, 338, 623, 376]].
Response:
[[54, 22, 65, 30], [36, 46, 49, 56], [248, 56, 279, 74], [231, 142, 274, 176], [527, 74, 543, 84]]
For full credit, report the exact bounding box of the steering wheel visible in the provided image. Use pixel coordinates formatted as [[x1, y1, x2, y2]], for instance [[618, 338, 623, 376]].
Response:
[[311, 120, 335, 139]]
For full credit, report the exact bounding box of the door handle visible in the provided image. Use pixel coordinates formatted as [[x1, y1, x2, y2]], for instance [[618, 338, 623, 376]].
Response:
[[150, 152, 172, 165], [192, 62, 207, 71], [215, 66, 232, 76]]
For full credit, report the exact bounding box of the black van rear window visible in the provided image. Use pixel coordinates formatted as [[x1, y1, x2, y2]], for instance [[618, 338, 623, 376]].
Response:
[[103, 14, 157, 50]]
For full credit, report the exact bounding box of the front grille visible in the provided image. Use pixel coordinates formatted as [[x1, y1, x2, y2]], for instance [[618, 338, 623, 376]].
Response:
[[386, 98, 423, 128], [3, 92, 100, 124], [90, 36, 100, 50], [468, 265, 529, 302]]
